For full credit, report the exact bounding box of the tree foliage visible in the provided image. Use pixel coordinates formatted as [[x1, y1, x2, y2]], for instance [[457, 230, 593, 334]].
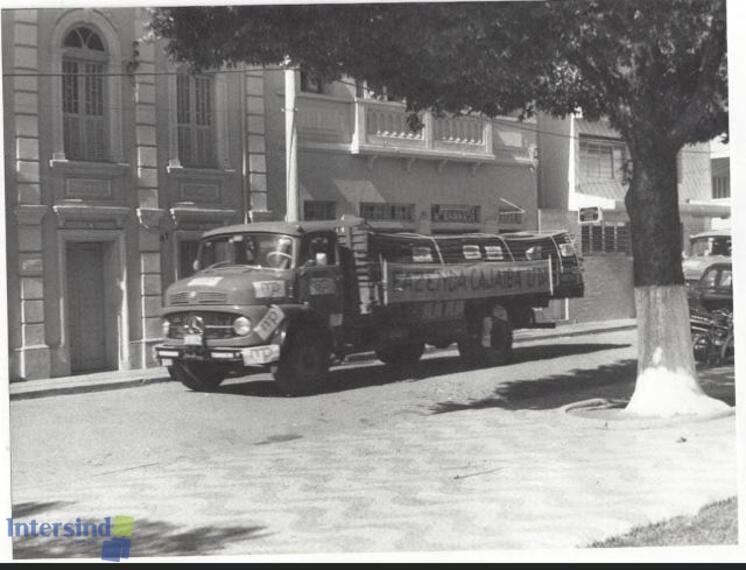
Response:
[[149, 0, 727, 147]]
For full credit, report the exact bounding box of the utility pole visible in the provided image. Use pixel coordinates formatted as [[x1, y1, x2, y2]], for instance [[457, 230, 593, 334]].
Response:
[[284, 60, 299, 222]]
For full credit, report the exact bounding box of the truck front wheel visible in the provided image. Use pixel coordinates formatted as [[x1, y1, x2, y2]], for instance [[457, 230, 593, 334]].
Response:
[[171, 361, 226, 392], [272, 327, 330, 396], [376, 341, 425, 367]]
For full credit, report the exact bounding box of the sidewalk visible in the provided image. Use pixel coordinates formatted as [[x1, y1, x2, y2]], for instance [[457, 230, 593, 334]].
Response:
[[9, 318, 636, 401]]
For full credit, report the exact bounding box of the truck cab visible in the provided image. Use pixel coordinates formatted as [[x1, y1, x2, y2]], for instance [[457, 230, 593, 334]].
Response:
[[156, 221, 352, 395]]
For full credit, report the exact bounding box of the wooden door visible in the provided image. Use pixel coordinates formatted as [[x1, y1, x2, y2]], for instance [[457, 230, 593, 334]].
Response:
[[67, 242, 108, 373]]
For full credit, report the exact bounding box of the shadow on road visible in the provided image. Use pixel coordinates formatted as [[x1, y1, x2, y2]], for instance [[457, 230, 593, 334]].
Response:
[[216, 343, 632, 398], [12, 517, 270, 559], [431, 359, 638, 414], [12, 501, 76, 519], [430, 359, 736, 414]]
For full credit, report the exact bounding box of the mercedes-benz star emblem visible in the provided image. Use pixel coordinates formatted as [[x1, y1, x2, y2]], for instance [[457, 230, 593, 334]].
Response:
[[186, 315, 205, 335]]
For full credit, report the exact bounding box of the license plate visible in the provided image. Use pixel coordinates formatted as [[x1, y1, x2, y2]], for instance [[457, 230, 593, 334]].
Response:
[[184, 334, 203, 346], [254, 306, 285, 341], [183, 352, 206, 361], [241, 344, 281, 365]]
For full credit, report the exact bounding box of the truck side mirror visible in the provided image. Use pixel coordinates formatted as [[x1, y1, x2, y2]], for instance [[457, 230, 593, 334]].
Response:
[[315, 252, 328, 266]]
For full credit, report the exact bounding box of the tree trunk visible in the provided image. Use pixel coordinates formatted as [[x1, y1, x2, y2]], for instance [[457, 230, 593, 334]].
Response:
[[623, 139, 729, 417]]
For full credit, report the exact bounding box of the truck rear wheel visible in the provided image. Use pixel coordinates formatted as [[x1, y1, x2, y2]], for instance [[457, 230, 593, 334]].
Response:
[[459, 306, 513, 366], [272, 327, 330, 396], [171, 361, 226, 392], [376, 341, 425, 367]]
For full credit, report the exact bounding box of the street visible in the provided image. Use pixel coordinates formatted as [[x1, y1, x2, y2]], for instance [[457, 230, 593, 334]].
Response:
[[10, 328, 737, 558]]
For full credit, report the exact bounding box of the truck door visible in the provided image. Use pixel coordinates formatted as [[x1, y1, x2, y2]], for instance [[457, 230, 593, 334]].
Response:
[[298, 231, 344, 325]]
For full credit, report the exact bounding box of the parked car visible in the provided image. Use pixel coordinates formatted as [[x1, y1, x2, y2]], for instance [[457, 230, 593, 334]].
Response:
[[690, 262, 733, 313], [682, 230, 731, 288], [689, 262, 733, 365]]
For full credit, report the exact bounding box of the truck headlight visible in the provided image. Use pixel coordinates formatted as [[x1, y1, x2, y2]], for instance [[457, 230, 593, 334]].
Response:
[[233, 316, 252, 336], [559, 243, 574, 257], [161, 318, 170, 337]]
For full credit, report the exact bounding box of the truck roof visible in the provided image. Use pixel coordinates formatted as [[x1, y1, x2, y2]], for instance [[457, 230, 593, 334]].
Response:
[[201, 219, 358, 239], [501, 230, 569, 240]]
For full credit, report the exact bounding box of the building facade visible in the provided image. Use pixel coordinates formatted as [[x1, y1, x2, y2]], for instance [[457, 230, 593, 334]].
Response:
[[709, 138, 730, 230], [536, 114, 730, 322], [3, 7, 270, 380], [262, 71, 539, 235], [4, 7, 541, 381]]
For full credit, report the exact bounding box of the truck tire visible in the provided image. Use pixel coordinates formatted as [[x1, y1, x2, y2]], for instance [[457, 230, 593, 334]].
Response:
[[272, 327, 330, 396], [458, 307, 513, 366], [171, 361, 226, 392], [376, 341, 426, 367]]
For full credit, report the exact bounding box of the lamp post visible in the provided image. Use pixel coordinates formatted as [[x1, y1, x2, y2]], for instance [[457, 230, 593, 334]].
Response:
[[284, 60, 299, 222]]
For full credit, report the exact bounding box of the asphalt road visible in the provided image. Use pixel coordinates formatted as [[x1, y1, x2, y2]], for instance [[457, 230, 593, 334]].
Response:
[[8, 329, 737, 559], [11, 330, 638, 488]]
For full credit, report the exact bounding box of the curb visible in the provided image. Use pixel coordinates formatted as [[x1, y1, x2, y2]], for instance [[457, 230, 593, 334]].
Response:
[[558, 398, 736, 429], [10, 321, 636, 402], [10, 375, 172, 402], [514, 322, 636, 343]]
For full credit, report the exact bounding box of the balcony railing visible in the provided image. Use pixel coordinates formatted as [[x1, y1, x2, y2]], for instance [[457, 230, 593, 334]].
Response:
[[351, 99, 495, 161], [295, 93, 535, 166]]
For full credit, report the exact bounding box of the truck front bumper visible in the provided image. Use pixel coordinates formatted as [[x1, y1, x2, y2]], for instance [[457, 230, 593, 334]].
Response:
[[154, 344, 281, 368]]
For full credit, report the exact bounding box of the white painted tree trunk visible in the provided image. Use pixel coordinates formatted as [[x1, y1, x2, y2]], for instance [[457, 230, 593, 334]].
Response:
[[624, 285, 731, 417]]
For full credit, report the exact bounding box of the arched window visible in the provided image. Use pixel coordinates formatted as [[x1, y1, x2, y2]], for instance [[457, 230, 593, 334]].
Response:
[[61, 26, 108, 161]]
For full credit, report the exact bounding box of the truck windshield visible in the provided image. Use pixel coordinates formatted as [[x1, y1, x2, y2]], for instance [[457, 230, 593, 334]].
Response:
[[690, 236, 731, 257], [197, 233, 295, 270]]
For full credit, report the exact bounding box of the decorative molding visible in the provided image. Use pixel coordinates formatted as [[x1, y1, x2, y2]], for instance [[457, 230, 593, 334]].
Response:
[[169, 204, 238, 230], [249, 209, 274, 223], [49, 159, 129, 179], [65, 177, 112, 199], [180, 182, 220, 202], [136, 207, 166, 229], [53, 203, 130, 229], [165, 164, 236, 180], [15, 204, 48, 225]]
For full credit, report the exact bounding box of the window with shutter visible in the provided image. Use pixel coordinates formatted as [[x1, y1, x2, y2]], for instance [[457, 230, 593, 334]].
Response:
[[176, 74, 216, 168], [61, 27, 108, 162], [579, 138, 627, 180]]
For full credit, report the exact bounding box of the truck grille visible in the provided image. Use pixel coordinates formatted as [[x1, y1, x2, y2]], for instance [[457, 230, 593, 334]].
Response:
[[169, 291, 229, 305], [166, 312, 236, 339]]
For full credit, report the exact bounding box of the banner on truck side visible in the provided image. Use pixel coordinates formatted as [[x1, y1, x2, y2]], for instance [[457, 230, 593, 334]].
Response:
[[383, 259, 552, 304]]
